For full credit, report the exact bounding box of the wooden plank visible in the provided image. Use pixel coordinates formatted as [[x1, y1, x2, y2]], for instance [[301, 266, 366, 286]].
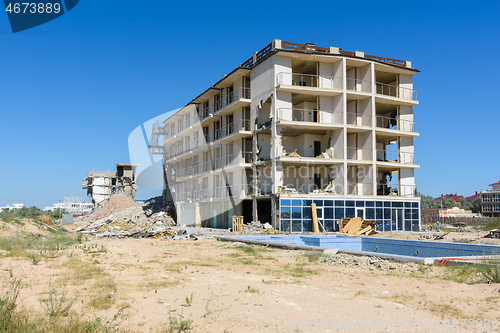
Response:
[[311, 203, 320, 234], [355, 225, 372, 235], [318, 219, 326, 233], [343, 217, 363, 234]]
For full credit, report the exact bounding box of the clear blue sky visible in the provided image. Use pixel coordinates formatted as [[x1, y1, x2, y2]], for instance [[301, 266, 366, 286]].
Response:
[[1, 1, 499, 208]]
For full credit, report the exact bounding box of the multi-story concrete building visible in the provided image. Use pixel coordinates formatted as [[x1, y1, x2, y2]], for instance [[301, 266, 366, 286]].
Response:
[[82, 164, 137, 204], [481, 181, 500, 217], [152, 40, 420, 232]]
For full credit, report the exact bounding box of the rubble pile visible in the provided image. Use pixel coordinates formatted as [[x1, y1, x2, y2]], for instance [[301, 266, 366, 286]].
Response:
[[321, 254, 420, 273], [317, 148, 334, 159], [241, 221, 273, 234], [86, 195, 139, 221], [286, 149, 301, 158], [77, 195, 176, 239]]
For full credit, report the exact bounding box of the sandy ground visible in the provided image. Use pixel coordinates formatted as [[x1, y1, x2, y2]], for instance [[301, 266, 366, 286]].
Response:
[[1, 219, 500, 332]]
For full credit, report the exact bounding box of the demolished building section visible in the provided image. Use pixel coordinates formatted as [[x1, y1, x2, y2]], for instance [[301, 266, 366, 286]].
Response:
[[83, 164, 137, 204], [153, 40, 420, 232]]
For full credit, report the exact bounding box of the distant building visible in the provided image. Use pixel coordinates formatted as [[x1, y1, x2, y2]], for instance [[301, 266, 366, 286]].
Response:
[[481, 181, 500, 217], [433, 194, 462, 203], [466, 191, 480, 201], [422, 207, 477, 218], [82, 164, 137, 204], [0, 203, 24, 211], [44, 196, 94, 214]]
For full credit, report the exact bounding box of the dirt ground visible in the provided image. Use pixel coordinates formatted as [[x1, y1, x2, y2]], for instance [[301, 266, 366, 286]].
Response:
[[2, 219, 500, 332]]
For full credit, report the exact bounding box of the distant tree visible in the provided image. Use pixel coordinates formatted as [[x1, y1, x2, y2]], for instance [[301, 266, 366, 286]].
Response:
[[420, 194, 438, 209], [469, 197, 482, 214]]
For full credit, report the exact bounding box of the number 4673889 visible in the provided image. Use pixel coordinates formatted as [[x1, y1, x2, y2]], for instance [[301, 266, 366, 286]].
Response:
[[6, 3, 61, 14]]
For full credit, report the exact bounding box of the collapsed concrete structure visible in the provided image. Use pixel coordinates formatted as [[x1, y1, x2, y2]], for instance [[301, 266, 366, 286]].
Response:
[[82, 164, 137, 204], [151, 40, 420, 232]]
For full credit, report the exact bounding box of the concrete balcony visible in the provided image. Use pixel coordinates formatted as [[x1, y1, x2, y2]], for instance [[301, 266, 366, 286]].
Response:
[[346, 147, 373, 162], [214, 87, 251, 116], [277, 108, 343, 130], [377, 183, 418, 197], [346, 182, 374, 196], [214, 119, 251, 142], [375, 82, 418, 106], [375, 115, 418, 136], [346, 112, 372, 129], [346, 78, 372, 94], [376, 149, 419, 166], [276, 72, 343, 96], [175, 151, 251, 180]]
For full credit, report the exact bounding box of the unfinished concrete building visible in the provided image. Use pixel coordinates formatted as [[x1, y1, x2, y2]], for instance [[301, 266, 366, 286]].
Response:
[[481, 181, 500, 217], [82, 164, 137, 204], [151, 40, 420, 232]]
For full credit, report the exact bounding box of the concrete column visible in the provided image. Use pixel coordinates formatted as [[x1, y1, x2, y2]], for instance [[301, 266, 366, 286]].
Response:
[[370, 62, 377, 196]]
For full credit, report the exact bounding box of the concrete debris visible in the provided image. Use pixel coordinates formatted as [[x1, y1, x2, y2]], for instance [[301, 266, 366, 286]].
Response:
[[286, 149, 301, 158], [76, 195, 176, 239], [278, 186, 299, 194], [321, 254, 420, 273], [323, 180, 338, 194], [241, 221, 266, 233], [85, 195, 139, 222], [317, 148, 333, 159]]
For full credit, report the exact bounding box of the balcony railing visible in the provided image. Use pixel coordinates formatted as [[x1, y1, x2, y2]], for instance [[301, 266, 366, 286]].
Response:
[[276, 72, 343, 89], [346, 112, 372, 127], [346, 78, 371, 93], [199, 105, 213, 121], [226, 87, 251, 105], [377, 183, 418, 196], [244, 151, 252, 163], [214, 184, 251, 199], [277, 108, 343, 124], [214, 119, 251, 141], [214, 88, 251, 114], [175, 183, 252, 202], [376, 115, 418, 132], [376, 82, 417, 101], [174, 151, 252, 179], [346, 182, 374, 196], [347, 147, 373, 161], [376, 150, 418, 165]]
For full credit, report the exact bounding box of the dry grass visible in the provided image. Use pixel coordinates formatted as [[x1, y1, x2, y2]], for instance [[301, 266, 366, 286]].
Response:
[[60, 258, 107, 282]]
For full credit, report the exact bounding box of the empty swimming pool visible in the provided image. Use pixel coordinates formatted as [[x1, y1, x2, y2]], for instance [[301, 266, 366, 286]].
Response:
[[218, 235, 500, 264]]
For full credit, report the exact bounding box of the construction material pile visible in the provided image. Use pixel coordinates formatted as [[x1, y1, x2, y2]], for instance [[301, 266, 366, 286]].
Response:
[[338, 217, 378, 236], [77, 195, 176, 239], [85, 195, 139, 221], [241, 221, 273, 234]]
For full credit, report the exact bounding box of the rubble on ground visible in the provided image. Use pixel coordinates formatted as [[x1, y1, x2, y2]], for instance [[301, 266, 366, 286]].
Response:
[[85, 195, 139, 221], [321, 254, 420, 273], [77, 195, 176, 239], [241, 221, 276, 234]]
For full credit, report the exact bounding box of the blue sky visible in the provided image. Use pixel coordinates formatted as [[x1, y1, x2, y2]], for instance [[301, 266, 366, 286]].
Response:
[[0, 1, 499, 208]]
